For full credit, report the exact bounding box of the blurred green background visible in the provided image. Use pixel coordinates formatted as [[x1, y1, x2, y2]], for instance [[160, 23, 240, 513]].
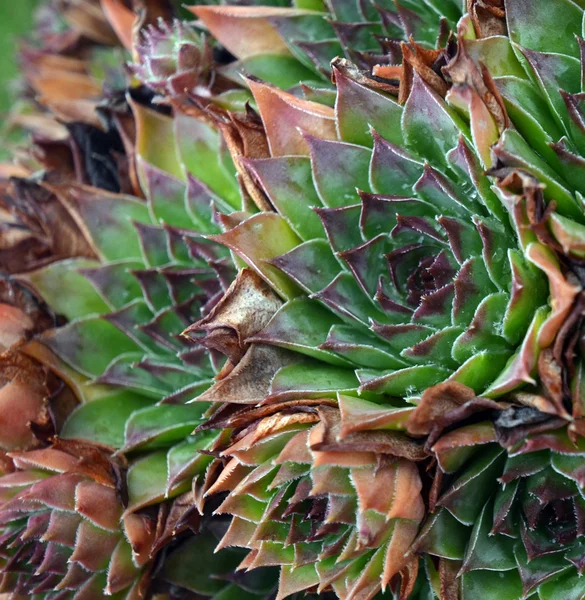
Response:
[[0, 0, 41, 112]]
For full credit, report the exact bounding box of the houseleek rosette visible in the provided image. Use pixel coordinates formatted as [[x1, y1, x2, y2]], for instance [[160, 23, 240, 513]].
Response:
[[175, 1, 585, 598], [403, 2, 585, 598], [2, 0, 585, 599], [0, 443, 153, 599]]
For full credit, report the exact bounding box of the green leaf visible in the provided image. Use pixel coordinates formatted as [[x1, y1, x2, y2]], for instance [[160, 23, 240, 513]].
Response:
[[357, 365, 452, 396], [142, 162, 190, 227], [497, 75, 564, 165], [549, 212, 585, 257], [122, 405, 207, 453], [308, 137, 372, 207], [452, 293, 510, 364], [403, 75, 468, 168], [273, 239, 341, 293], [518, 48, 581, 136], [42, 317, 142, 378], [159, 533, 244, 595], [502, 249, 547, 345], [167, 434, 217, 488], [465, 37, 526, 79], [438, 445, 505, 525], [461, 569, 523, 600], [175, 113, 240, 207], [245, 156, 325, 240], [210, 213, 302, 300], [513, 542, 570, 597], [462, 500, 516, 572], [26, 259, 108, 321], [414, 509, 469, 560], [80, 260, 144, 310], [61, 392, 154, 449], [370, 133, 424, 196], [133, 101, 185, 182], [226, 55, 318, 89], [74, 192, 153, 262], [450, 351, 511, 393], [270, 362, 359, 399], [506, 0, 583, 58], [324, 325, 407, 369], [495, 129, 583, 222], [250, 298, 350, 367], [537, 569, 585, 600], [0, 0, 40, 114], [335, 67, 404, 147], [126, 451, 190, 513]]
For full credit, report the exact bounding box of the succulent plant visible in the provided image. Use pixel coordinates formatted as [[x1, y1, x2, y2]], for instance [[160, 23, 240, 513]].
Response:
[[0, 3, 278, 598], [0, 438, 286, 600], [0, 442, 156, 598], [178, 1, 585, 598], [404, 3, 585, 598], [188, 39, 546, 412], [403, 381, 585, 600], [10, 86, 253, 592], [131, 19, 216, 98], [3, 0, 585, 599]]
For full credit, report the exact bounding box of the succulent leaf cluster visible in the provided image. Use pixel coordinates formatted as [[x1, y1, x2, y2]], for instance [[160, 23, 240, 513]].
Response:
[[2, 0, 585, 600]]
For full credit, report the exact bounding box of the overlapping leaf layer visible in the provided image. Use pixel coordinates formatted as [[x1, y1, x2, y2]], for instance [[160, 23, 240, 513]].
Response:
[[179, 1, 585, 598], [3, 0, 585, 599], [0, 444, 152, 599], [190, 0, 463, 89]]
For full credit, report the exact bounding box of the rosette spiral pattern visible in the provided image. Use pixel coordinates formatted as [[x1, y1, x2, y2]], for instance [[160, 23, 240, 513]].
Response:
[[402, 2, 585, 598], [201, 399, 427, 600], [405, 382, 585, 600], [23, 95, 243, 513], [176, 2, 585, 598], [196, 58, 549, 418], [0, 444, 153, 599]]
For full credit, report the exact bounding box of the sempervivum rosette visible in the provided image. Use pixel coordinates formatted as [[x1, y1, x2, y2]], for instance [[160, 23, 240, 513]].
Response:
[[173, 1, 583, 598], [403, 381, 585, 600], [190, 42, 548, 416], [131, 19, 219, 99], [0, 3, 278, 597], [0, 439, 265, 600], [0, 442, 155, 599], [398, 2, 585, 598], [21, 90, 242, 524], [448, 0, 585, 439], [4, 0, 585, 598]]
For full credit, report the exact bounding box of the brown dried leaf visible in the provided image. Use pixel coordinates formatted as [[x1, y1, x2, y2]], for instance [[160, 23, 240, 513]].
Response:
[[213, 108, 272, 211], [195, 344, 299, 405], [184, 269, 282, 365], [407, 382, 476, 437], [0, 179, 94, 274], [467, 0, 507, 38], [313, 407, 428, 461], [0, 351, 48, 451]]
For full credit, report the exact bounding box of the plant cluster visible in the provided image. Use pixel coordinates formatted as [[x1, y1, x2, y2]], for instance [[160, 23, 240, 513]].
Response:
[[1, 1, 584, 599]]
